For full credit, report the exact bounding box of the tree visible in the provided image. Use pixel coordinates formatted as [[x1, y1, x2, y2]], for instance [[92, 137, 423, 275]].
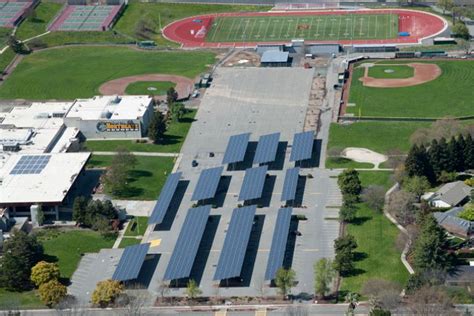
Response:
[[7, 35, 26, 54], [72, 196, 89, 226], [452, 22, 470, 40], [38, 279, 67, 307], [362, 279, 401, 312], [166, 87, 178, 106], [404, 176, 431, 199], [345, 292, 359, 315], [339, 203, 357, 223], [103, 148, 136, 195], [458, 203, 474, 221], [148, 111, 167, 144], [405, 144, 434, 183], [274, 268, 296, 298], [314, 258, 335, 298], [0, 230, 43, 291], [185, 279, 202, 300], [36, 205, 45, 226], [407, 285, 456, 316], [458, 39, 472, 55], [386, 190, 417, 226], [361, 185, 386, 211], [337, 169, 362, 197], [437, 171, 457, 184], [447, 135, 464, 171], [170, 102, 185, 122], [412, 214, 452, 272], [464, 134, 474, 170], [91, 280, 123, 307], [438, 0, 454, 14], [31, 261, 60, 287], [333, 235, 357, 276]]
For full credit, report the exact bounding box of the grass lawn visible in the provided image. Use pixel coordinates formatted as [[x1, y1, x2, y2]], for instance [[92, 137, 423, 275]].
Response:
[[36, 229, 115, 280], [340, 171, 409, 295], [325, 157, 374, 169], [87, 155, 175, 200], [367, 64, 414, 79], [114, 2, 270, 45], [0, 46, 215, 100], [125, 80, 175, 96], [118, 237, 142, 248], [124, 216, 148, 237], [0, 288, 42, 309], [16, 3, 63, 40], [328, 121, 430, 154], [347, 60, 474, 118], [207, 14, 397, 43], [0, 48, 15, 73], [84, 109, 195, 153]]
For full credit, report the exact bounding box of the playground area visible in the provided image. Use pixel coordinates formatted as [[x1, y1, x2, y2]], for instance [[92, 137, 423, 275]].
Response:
[[163, 9, 447, 47], [49, 3, 124, 31], [0, 0, 36, 27]]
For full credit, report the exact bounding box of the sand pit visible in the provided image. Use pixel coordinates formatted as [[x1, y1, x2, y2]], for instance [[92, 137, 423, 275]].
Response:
[[359, 63, 442, 88], [342, 147, 388, 167]]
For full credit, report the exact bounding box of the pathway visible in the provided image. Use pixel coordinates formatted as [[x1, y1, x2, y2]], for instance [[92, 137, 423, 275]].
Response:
[[92, 151, 179, 157]]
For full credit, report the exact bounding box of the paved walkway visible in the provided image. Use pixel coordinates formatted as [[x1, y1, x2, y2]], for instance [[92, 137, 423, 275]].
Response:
[[92, 151, 179, 157]]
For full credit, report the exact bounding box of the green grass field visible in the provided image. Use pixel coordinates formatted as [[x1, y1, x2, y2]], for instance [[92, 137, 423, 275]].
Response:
[[124, 216, 148, 237], [347, 60, 474, 118], [115, 2, 270, 45], [328, 121, 430, 155], [16, 3, 63, 40], [87, 155, 175, 200], [0, 288, 42, 309], [0, 47, 215, 100], [325, 157, 374, 169], [125, 81, 175, 96], [340, 171, 409, 295], [118, 238, 142, 248], [84, 109, 196, 153], [368, 64, 414, 79], [206, 13, 398, 43]]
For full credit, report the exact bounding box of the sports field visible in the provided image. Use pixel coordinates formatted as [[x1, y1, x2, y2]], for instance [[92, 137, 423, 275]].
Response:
[[206, 13, 398, 42]]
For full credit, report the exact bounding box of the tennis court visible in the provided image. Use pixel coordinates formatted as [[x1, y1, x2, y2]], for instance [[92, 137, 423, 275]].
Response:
[[206, 13, 398, 42], [0, 0, 35, 27], [49, 4, 122, 31]]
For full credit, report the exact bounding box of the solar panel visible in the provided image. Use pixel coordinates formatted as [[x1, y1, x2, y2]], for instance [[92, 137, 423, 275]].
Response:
[[281, 167, 300, 201], [10, 155, 51, 175], [238, 165, 268, 201], [290, 131, 314, 162], [163, 205, 211, 280], [191, 167, 224, 201], [148, 172, 182, 225], [253, 133, 280, 164], [213, 205, 257, 280], [265, 208, 292, 280], [222, 133, 251, 164], [112, 243, 150, 281]]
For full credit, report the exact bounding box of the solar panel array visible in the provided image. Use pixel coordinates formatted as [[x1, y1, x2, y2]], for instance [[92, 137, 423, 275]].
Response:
[[238, 165, 268, 201], [290, 131, 314, 162], [222, 133, 251, 164], [112, 243, 150, 281], [214, 205, 257, 280], [163, 205, 211, 280], [10, 155, 51, 175], [253, 132, 280, 164], [265, 208, 292, 280], [191, 166, 224, 201], [148, 172, 182, 225], [281, 167, 300, 201]]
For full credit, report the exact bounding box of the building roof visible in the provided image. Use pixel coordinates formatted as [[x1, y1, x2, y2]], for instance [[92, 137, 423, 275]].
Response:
[[256, 45, 284, 55], [307, 44, 340, 55], [434, 207, 472, 237], [65, 95, 152, 121], [261, 51, 289, 63], [0, 152, 90, 205], [0, 102, 72, 129], [446, 266, 474, 283], [433, 181, 471, 206]]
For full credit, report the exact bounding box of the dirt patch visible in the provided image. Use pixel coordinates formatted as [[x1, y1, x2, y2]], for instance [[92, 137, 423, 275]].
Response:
[[359, 63, 442, 88], [99, 74, 194, 99], [224, 50, 260, 67], [342, 147, 387, 168]]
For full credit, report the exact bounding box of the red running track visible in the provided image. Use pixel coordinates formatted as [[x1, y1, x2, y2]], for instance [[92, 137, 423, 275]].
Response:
[[162, 9, 447, 48]]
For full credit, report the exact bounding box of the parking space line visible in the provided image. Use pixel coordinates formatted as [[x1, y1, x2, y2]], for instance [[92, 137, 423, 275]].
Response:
[[255, 308, 267, 316]]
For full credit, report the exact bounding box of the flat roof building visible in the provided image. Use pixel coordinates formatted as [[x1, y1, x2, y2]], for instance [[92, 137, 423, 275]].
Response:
[[261, 51, 290, 67], [64, 95, 154, 139]]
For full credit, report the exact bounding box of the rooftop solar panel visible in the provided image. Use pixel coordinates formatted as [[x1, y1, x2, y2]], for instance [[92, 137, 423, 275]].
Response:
[[191, 167, 224, 201], [222, 133, 251, 164], [112, 243, 150, 281], [253, 133, 280, 164], [213, 205, 257, 280], [290, 131, 314, 162], [281, 167, 300, 201], [264, 208, 292, 280], [238, 165, 268, 201], [163, 205, 211, 280], [148, 172, 182, 225], [10, 155, 51, 175]]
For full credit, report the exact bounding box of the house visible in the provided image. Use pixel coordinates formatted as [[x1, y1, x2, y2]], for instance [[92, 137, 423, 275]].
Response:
[[446, 265, 474, 287], [434, 207, 473, 238], [422, 181, 472, 208]]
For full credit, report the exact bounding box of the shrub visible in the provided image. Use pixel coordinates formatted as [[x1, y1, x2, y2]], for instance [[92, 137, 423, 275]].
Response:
[[31, 261, 60, 287], [458, 204, 474, 221], [38, 279, 67, 307], [91, 279, 123, 307]]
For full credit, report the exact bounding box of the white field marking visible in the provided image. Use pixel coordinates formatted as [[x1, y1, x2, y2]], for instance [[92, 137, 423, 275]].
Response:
[[278, 18, 285, 39], [328, 15, 335, 37], [247, 18, 258, 40], [308, 16, 314, 39], [322, 15, 328, 38], [285, 18, 293, 37], [262, 17, 272, 40], [359, 17, 365, 36], [209, 17, 220, 41], [367, 15, 371, 38], [337, 14, 342, 39], [240, 19, 250, 39], [344, 14, 350, 37], [227, 18, 238, 41], [375, 15, 378, 39], [293, 17, 300, 38], [314, 16, 321, 37]]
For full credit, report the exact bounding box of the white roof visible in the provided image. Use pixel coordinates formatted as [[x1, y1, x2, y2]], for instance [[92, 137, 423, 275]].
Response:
[[0, 102, 72, 129], [0, 153, 90, 204], [65, 95, 152, 121]]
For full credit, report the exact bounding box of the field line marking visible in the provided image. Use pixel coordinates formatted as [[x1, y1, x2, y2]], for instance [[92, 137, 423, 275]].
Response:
[[263, 17, 271, 41], [367, 15, 371, 38], [247, 18, 257, 40], [337, 15, 342, 40], [210, 17, 222, 42], [315, 16, 320, 37], [322, 16, 327, 39], [293, 17, 299, 38], [278, 17, 285, 39], [227, 18, 237, 41], [308, 15, 314, 40]]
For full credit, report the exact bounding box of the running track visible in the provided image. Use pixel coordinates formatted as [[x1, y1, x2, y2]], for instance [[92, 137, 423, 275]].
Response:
[[163, 9, 447, 48]]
